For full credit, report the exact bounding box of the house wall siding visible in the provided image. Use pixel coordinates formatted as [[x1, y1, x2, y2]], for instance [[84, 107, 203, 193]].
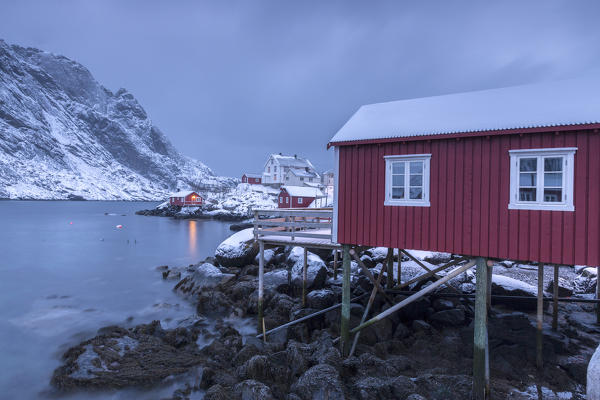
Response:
[[336, 129, 600, 266]]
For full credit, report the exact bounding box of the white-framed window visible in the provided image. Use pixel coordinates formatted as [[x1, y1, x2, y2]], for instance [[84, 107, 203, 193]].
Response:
[[509, 147, 576, 211], [279, 197, 283, 203], [286, 197, 289, 204], [384, 154, 431, 207], [298, 197, 303, 204]]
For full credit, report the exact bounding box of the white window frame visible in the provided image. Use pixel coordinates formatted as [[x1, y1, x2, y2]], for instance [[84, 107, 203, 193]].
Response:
[[384, 154, 431, 207], [298, 197, 303, 204], [508, 147, 576, 211]]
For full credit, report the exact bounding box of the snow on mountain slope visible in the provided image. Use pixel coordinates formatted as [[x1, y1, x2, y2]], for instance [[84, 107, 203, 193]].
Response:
[[0, 39, 236, 200]]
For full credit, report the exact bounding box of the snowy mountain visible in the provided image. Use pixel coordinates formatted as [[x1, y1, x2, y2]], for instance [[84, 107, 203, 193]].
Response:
[[0, 39, 236, 200]]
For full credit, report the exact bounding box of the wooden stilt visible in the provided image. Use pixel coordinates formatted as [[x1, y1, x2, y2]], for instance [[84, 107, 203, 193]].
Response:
[[537, 262, 544, 370], [597, 266, 600, 324], [552, 265, 559, 331], [349, 249, 394, 305], [340, 245, 351, 357], [257, 240, 265, 335], [396, 248, 401, 286], [302, 247, 308, 307], [349, 262, 386, 357], [333, 250, 339, 280], [473, 257, 490, 400], [386, 247, 394, 288], [486, 263, 493, 309]]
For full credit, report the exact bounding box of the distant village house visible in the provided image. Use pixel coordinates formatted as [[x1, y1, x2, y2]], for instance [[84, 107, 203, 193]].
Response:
[[169, 191, 203, 207], [278, 185, 326, 208], [262, 153, 319, 186], [241, 173, 262, 185]]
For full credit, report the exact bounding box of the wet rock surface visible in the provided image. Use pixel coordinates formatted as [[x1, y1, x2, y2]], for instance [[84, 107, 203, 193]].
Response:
[[51, 245, 600, 399]]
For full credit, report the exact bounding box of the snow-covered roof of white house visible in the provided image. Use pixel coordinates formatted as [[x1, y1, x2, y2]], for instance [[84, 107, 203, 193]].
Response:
[[287, 168, 319, 178], [269, 154, 315, 170], [329, 75, 600, 145], [303, 182, 322, 188], [281, 185, 325, 198], [243, 173, 262, 178], [170, 191, 199, 197]]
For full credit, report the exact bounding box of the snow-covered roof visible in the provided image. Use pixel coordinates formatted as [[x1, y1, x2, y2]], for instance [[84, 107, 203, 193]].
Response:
[[170, 190, 199, 197], [329, 75, 600, 145], [287, 168, 319, 178], [269, 154, 315, 170], [281, 185, 325, 198], [243, 173, 262, 179], [303, 182, 321, 188]]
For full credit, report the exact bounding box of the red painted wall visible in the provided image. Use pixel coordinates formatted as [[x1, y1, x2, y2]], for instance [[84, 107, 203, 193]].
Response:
[[336, 128, 600, 266], [278, 190, 315, 208], [170, 192, 203, 206]]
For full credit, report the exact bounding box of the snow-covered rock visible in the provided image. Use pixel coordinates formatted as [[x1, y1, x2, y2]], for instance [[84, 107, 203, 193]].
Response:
[[173, 263, 235, 297], [588, 345, 600, 400], [215, 228, 259, 268], [287, 247, 328, 292], [0, 39, 235, 200], [491, 275, 544, 311], [263, 269, 289, 292]]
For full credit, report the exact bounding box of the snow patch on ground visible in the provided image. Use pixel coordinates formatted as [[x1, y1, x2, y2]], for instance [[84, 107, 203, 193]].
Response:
[[215, 228, 255, 259]]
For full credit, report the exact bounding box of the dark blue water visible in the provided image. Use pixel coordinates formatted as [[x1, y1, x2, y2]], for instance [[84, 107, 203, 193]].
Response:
[[0, 201, 232, 399]]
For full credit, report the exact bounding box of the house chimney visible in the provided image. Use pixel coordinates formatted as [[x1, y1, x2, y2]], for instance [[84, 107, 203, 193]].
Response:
[[294, 154, 297, 158], [279, 152, 282, 155]]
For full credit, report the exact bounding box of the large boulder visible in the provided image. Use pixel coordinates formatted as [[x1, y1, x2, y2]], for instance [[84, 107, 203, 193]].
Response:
[[263, 269, 290, 292], [588, 345, 600, 400], [491, 275, 546, 311], [174, 263, 235, 297], [233, 379, 275, 400], [215, 228, 259, 268], [287, 247, 328, 292], [291, 364, 345, 400]]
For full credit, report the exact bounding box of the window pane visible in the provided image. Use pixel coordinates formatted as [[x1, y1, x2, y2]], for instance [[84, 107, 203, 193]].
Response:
[[410, 161, 423, 174], [392, 162, 405, 174], [392, 187, 404, 199], [519, 173, 536, 187], [409, 187, 422, 199], [544, 157, 562, 172], [519, 188, 536, 202], [520, 158, 537, 172], [544, 189, 562, 202], [544, 172, 562, 187], [392, 174, 404, 186], [409, 174, 422, 186]]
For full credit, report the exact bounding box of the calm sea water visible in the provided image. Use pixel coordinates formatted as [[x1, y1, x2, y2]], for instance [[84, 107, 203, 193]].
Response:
[[0, 201, 233, 400]]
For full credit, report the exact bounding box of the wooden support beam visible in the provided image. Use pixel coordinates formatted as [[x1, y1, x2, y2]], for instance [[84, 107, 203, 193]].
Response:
[[302, 247, 308, 307], [486, 263, 493, 309], [473, 257, 490, 400], [597, 266, 600, 324], [350, 260, 476, 334], [396, 256, 468, 291], [552, 265, 559, 331], [537, 262, 544, 370], [349, 248, 394, 305], [340, 245, 351, 357], [257, 240, 265, 335], [397, 248, 402, 286], [350, 262, 386, 357], [386, 247, 394, 288], [401, 249, 463, 294], [333, 250, 339, 280]]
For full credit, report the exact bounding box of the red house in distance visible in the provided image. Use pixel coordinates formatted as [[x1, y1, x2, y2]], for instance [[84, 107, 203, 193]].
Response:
[[328, 76, 600, 267], [169, 191, 203, 207], [242, 174, 262, 185], [278, 186, 325, 208]]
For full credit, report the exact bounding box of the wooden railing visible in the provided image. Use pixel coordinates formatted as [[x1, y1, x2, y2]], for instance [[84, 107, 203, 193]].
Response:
[[253, 208, 333, 242]]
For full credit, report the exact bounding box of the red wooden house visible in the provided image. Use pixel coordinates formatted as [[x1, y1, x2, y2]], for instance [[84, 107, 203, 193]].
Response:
[[169, 191, 203, 207], [242, 174, 262, 185], [329, 76, 600, 267], [278, 186, 325, 208]]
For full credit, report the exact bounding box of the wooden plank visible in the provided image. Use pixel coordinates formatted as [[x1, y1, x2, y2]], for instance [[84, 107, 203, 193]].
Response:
[[258, 241, 265, 335], [552, 264, 559, 331], [350, 249, 394, 305], [401, 249, 462, 294], [473, 257, 490, 400], [257, 221, 332, 229], [257, 230, 332, 240], [537, 262, 544, 370], [386, 248, 394, 287], [302, 248, 308, 307], [340, 245, 351, 356]]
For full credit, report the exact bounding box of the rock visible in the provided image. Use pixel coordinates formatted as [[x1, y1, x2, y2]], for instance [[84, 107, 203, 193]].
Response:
[[287, 247, 328, 292], [393, 322, 411, 339], [353, 376, 416, 400], [423, 252, 453, 265], [428, 309, 465, 327], [406, 395, 427, 400], [173, 263, 235, 297], [156, 265, 169, 271], [196, 290, 233, 316], [306, 289, 337, 309], [546, 277, 574, 297], [413, 374, 472, 400], [230, 222, 254, 231], [291, 364, 345, 400], [254, 248, 276, 265], [233, 379, 275, 400], [412, 320, 433, 333], [360, 254, 376, 269], [215, 228, 259, 268], [491, 275, 545, 311], [432, 298, 454, 311], [237, 355, 288, 384], [588, 345, 600, 399], [263, 269, 290, 292], [204, 384, 232, 400]]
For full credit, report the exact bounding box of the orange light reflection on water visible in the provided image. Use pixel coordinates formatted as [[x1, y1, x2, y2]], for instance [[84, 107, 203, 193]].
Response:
[[188, 220, 197, 257]]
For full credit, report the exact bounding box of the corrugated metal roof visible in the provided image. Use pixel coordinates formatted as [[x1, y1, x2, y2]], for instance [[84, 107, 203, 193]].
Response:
[[271, 154, 315, 169], [329, 75, 600, 144], [282, 185, 325, 198], [243, 173, 262, 178], [170, 191, 198, 197]]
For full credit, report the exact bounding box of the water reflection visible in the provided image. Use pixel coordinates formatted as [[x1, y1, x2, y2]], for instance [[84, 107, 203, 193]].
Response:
[[188, 220, 197, 257]]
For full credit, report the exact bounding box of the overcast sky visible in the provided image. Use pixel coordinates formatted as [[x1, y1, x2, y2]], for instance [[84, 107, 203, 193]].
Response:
[[1, 1, 600, 176]]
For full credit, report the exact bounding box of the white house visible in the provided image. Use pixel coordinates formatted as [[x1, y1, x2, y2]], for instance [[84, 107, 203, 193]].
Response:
[[262, 153, 320, 186]]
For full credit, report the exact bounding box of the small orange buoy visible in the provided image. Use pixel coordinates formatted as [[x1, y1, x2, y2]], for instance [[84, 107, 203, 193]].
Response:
[[116, 225, 123, 229]]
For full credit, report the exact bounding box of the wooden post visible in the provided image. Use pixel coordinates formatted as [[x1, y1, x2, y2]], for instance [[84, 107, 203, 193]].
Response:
[[302, 247, 308, 307], [386, 247, 394, 288], [486, 263, 493, 309], [473, 256, 490, 400], [397, 248, 401, 286], [340, 245, 351, 357], [552, 264, 559, 331], [597, 266, 600, 324], [257, 240, 265, 335], [537, 262, 544, 370], [333, 250, 339, 280]]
